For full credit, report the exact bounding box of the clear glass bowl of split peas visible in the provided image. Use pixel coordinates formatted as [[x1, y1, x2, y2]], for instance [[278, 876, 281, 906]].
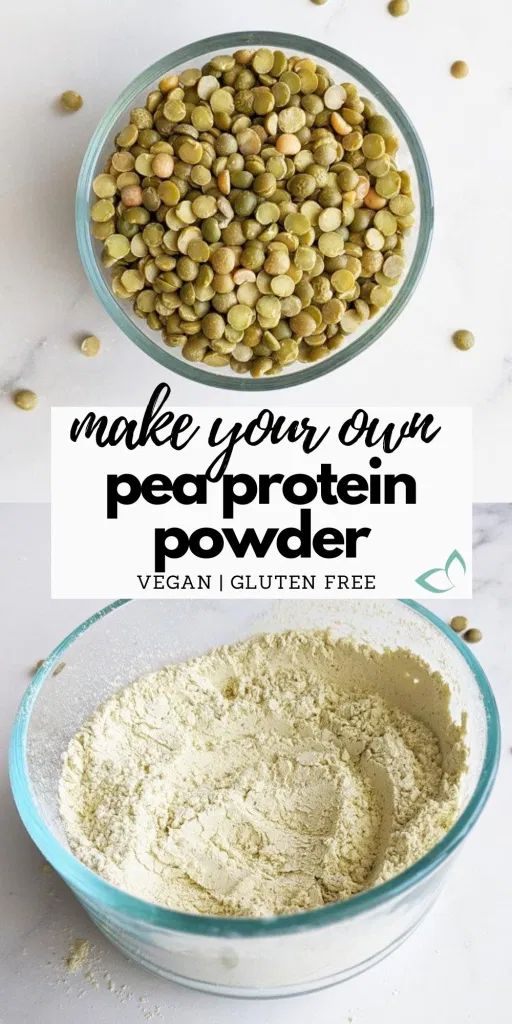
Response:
[[77, 32, 434, 389]]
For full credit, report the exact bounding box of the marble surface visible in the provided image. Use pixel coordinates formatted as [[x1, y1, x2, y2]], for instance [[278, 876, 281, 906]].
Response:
[[1, 0, 511, 502], [1, 502, 511, 1024]]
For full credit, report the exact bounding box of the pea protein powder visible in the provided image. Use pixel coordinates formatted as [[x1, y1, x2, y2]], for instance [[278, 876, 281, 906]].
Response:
[[59, 631, 467, 917]]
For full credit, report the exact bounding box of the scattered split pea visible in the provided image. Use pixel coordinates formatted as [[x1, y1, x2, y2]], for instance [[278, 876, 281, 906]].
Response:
[[13, 389, 38, 411], [452, 329, 475, 351], [80, 335, 102, 357], [450, 615, 468, 633], [60, 90, 83, 111], [450, 617, 483, 644], [450, 61, 469, 79], [463, 628, 482, 644], [388, 0, 409, 15]]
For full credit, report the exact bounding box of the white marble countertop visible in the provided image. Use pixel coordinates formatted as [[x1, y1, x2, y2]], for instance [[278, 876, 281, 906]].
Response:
[[1, 0, 511, 503], [1, 502, 511, 1024]]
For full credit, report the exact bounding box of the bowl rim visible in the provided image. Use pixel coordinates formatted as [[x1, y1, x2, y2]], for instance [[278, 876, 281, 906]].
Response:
[[9, 598, 500, 938], [75, 30, 434, 392]]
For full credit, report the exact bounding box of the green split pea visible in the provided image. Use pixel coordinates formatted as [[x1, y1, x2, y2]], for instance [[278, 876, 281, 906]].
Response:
[[90, 48, 415, 377]]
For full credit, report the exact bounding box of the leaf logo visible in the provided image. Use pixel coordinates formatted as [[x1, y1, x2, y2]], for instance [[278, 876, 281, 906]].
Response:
[[415, 549, 467, 594]]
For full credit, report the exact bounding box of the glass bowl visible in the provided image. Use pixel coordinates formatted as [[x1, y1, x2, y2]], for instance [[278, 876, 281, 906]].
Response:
[[76, 32, 434, 391], [10, 599, 498, 997]]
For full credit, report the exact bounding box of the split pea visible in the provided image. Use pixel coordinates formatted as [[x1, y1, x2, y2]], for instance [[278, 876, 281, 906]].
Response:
[[13, 389, 38, 411], [451, 60, 469, 79], [188, 238, 210, 263], [152, 153, 174, 178], [178, 140, 203, 164], [211, 247, 236, 274], [276, 133, 301, 155], [60, 90, 83, 111], [93, 174, 116, 198], [323, 85, 345, 110], [253, 49, 274, 75], [120, 185, 143, 208], [228, 304, 253, 331], [450, 616, 468, 633], [452, 329, 475, 351], [91, 200, 115, 223], [388, 0, 409, 15], [80, 335, 101, 357], [463, 628, 482, 644]]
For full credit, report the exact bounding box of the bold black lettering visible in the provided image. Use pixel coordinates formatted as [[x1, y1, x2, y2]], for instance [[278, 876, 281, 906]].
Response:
[[172, 474, 208, 504], [336, 475, 369, 504], [141, 474, 173, 505], [384, 474, 416, 503], [223, 474, 258, 518], [282, 474, 317, 505], [345, 527, 371, 557], [313, 528, 345, 558], [222, 526, 278, 557], [106, 474, 141, 519], [276, 508, 312, 557], [189, 530, 224, 558], [154, 528, 189, 568]]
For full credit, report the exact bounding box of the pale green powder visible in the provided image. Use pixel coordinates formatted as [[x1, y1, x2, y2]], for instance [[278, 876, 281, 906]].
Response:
[[65, 938, 91, 973], [59, 631, 467, 917]]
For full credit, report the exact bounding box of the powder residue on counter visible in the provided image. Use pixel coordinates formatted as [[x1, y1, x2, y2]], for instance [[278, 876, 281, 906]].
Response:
[[59, 630, 467, 917], [65, 938, 92, 973]]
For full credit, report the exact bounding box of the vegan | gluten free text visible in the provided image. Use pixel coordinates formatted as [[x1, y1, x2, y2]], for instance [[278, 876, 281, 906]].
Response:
[[136, 573, 377, 592]]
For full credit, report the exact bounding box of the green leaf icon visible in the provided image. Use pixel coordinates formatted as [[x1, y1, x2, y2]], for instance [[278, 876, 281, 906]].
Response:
[[415, 549, 467, 594], [444, 549, 466, 585]]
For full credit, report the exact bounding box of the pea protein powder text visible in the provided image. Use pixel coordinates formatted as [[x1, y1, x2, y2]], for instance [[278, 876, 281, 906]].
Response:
[[59, 631, 466, 917]]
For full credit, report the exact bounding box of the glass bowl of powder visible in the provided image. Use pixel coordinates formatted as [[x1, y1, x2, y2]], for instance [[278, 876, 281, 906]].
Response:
[[10, 599, 499, 996]]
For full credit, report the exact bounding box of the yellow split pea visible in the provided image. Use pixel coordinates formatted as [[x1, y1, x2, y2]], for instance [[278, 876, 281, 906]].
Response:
[[388, 0, 409, 15], [80, 335, 101, 357], [450, 60, 470, 79]]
